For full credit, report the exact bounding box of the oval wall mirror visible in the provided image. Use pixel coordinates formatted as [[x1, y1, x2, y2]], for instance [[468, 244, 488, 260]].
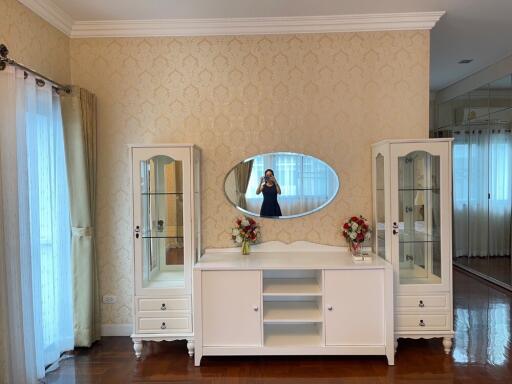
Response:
[[224, 152, 339, 219]]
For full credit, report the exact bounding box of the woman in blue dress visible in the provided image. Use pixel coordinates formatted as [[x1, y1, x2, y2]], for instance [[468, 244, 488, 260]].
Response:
[[256, 169, 282, 217]]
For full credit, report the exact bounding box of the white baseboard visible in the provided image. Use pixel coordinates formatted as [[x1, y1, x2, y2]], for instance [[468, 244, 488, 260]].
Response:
[[101, 323, 133, 337]]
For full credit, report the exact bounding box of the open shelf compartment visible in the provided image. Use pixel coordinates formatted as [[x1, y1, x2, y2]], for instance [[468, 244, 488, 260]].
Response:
[[264, 323, 323, 347], [263, 297, 322, 323], [263, 270, 322, 296]]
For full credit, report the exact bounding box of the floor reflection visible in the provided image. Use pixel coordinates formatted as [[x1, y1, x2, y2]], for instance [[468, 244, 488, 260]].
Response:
[[453, 270, 511, 367]]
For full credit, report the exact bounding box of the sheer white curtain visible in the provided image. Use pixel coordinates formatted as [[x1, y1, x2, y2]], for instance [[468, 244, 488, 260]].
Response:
[[452, 124, 512, 258], [0, 67, 73, 382]]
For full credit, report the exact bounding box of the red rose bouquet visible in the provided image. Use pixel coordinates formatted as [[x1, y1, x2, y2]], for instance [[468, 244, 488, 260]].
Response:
[[342, 215, 371, 255]]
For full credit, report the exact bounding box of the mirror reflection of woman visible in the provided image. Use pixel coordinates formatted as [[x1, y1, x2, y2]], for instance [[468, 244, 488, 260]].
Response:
[[256, 169, 282, 217]]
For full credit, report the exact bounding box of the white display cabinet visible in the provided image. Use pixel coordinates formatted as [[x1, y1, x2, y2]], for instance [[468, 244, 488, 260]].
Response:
[[371, 139, 454, 353], [130, 144, 200, 358]]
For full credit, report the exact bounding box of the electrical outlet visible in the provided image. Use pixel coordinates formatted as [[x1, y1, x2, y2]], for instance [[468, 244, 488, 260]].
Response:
[[102, 295, 117, 304]]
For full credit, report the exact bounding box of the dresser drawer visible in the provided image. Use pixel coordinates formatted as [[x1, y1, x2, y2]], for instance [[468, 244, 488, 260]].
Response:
[[396, 294, 448, 311], [137, 297, 191, 314], [137, 316, 191, 333], [396, 313, 449, 331]]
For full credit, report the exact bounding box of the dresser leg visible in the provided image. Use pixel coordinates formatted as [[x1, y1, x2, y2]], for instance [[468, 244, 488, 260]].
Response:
[[442, 336, 452, 354], [133, 339, 143, 359], [187, 339, 195, 357]]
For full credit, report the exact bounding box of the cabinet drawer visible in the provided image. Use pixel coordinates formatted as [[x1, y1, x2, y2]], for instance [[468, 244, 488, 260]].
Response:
[[396, 295, 448, 311], [137, 316, 191, 333], [396, 313, 449, 331], [137, 297, 190, 313]]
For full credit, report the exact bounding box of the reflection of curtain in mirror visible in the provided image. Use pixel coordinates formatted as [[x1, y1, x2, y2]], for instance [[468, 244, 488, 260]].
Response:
[[452, 124, 512, 257], [489, 126, 512, 256], [164, 160, 183, 235], [165, 161, 184, 265], [235, 160, 253, 209], [245, 154, 337, 216]]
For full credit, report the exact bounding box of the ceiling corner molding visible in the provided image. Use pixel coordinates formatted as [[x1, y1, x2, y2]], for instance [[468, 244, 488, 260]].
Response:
[[70, 11, 445, 38], [18, 0, 73, 36]]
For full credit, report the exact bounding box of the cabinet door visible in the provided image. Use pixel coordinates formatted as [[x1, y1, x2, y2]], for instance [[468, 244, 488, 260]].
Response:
[[324, 270, 384, 345], [372, 144, 391, 262], [202, 271, 262, 346], [390, 142, 451, 292], [132, 147, 192, 297]]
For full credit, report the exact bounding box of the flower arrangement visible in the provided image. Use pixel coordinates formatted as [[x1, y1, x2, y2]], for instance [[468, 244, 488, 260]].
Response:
[[232, 216, 260, 255], [342, 215, 371, 255]]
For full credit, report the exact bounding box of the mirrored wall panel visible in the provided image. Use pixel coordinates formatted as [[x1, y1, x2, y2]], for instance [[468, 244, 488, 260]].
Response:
[[224, 152, 339, 219], [433, 73, 512, 289]]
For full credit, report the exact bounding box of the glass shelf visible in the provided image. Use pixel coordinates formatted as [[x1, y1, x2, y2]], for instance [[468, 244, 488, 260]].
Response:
[[142, 235, 184, 239], [399, 240, 440, 244], [399, 233, 440, 243], [141, 192, 183, 195], [141, 227, 184, 238]]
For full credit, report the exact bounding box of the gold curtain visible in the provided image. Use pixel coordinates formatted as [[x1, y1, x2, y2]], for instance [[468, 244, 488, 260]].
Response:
[[60, 87, 101, 347], [234, 160, 254, 209]]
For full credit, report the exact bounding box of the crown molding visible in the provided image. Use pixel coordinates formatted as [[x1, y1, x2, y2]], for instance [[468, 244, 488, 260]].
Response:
[[17, 0, 73, 36], [15, 1, 445, 39], [70, 11, 445, 38]]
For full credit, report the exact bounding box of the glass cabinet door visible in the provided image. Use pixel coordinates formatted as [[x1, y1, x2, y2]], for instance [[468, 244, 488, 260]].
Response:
[[141, 155, 184, 288], [391, 143, 450, 290], [133, 148, 191, 295], [374, 153, 387, 259]]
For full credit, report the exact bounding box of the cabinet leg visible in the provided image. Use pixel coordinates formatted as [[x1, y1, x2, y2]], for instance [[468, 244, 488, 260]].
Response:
[[194, 352, 202, 367], [133, 339, 143, 359], [386, 351, 395, 366], [187, 339, 195, 357], [442, 337, 452, 354]]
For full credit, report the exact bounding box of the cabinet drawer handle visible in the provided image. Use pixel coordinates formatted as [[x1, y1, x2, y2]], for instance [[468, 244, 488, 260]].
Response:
[[327, 305, 333, 311], [419, 300, 425, 308], [253, 306, 259, 312], [419, 320, 425, 327], [161, 303, 167, 310], [160, 322, 167, 330]]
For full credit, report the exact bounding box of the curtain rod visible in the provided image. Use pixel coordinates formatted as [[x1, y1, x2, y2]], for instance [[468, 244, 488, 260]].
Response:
[[0, 44, 70, 94]]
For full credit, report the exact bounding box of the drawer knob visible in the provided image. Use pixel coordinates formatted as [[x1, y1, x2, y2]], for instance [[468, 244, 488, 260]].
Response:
[[419, 300, 425, 308], [161, 303, 166, 310], [327, 305, 333, 311], [419, 320, 425, 327], [160, 322, 167, 330], [253, 306, 259, 312]]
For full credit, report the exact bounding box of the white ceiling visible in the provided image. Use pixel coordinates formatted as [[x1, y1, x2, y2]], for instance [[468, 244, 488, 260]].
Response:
[[28, 0, 512, 90]]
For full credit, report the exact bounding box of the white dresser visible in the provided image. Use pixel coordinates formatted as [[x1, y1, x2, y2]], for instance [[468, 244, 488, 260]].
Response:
[[193, 241, 395, 366]]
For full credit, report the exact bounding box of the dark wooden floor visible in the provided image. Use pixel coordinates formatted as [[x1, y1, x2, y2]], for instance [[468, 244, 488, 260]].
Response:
[[46, 269, 512, 383]]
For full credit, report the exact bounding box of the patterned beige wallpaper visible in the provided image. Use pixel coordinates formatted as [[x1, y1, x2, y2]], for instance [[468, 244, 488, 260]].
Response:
[[0, 0, 70, 84], [70, 31, 429, 325], [0, 0, 71, 378]]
